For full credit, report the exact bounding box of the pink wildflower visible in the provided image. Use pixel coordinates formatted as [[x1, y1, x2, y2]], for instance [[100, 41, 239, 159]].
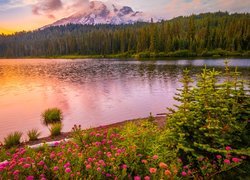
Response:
[[97, 167, 101, 172], [50, 153, 56, 159], [134, 176, 141, 180], [64, 162, 70, 168], [165, 170, 171, 176], [65, 168, 71, 173], [117, 149, 122, 153], [88, 158, 93, 162], [144, 176, 150, 180], [149, 168, 157, 174], [86, 164, 92, 170], [106, 173, 111, 177], [26, 176, 34, 180], [152, 155, 158, 160], [121, 164, 127, 169], [23, 164, 31, 168], [232, 158, 241, 163], [225, 146, 232, 151], [141, 159, 148, 164], [53, 166, 59, 171], [37, 161, 45, 166], [13, 170, 20, 175], [216, 155, 222, 159], [181, 171, 187, 176], [159, 162, 168, 169], [224, 159, 230, 164]]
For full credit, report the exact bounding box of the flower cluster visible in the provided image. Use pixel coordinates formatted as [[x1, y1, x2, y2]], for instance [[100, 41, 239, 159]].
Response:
[[0, 124, 247, 179]]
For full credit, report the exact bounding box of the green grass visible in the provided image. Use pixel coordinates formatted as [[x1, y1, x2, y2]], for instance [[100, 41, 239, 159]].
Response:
[[27, 129, 41, 141], [42, 108, 63, 125], [49, 123, 63, 137], [4, 131, 22, 148]]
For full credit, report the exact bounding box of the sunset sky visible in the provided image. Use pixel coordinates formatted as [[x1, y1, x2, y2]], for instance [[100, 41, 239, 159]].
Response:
[[0, 0, 249, 34]]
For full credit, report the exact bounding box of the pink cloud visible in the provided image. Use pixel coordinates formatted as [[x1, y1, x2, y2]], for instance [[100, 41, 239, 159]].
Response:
[[32, 0, 63, 19]]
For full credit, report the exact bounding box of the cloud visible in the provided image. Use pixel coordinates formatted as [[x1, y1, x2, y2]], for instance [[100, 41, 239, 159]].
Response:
[[30, 0, 92, 19], [165, 0, 250, 18], [32, 0, 63, 19]]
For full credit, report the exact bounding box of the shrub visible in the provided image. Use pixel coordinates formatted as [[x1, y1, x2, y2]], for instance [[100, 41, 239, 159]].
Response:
[[49, 123, 63, 137], [4, 131, 22, 148], [166, 62, 250, 176], [27, 129, 41, 141], [42, 108, 63, 125]]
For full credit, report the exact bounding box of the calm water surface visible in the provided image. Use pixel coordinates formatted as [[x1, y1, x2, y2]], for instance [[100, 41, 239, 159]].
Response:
[[0, 58, 249, 140]]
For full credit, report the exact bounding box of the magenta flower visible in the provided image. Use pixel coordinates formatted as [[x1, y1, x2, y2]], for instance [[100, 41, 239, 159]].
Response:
[[216, 155, 222, 159], [106, 173, 111, 177], [64, 162, 70, 168], [106, 152, 112, 158], [117, 149, 122, 153], [121, 164, 127, 169], [134, 176, 141, 180], [53, 166, 59, 171], [149, 168, 157, 174], [88, 158, 93, 162], [26, 176, 34, 180], [225, 146, 232, 151], [38, 161, 45, 166], [224, 159, 231, 164], [97, 167, 101, 172], [0, 160, 9, 168], [152, 155, 158, 160], [65, 168, 71, 173], [232, 158, 241, 163], [0, 167, 4, 172], [86, 164, 92, 170], [13, 170, 20, 175], [181, 171, 187, 176], [23, 163, 31, 168], [50, 153, 56, 159]]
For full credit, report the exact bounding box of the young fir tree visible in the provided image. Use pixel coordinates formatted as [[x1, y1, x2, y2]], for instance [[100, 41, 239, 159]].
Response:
[[166, 62, 250, 164]]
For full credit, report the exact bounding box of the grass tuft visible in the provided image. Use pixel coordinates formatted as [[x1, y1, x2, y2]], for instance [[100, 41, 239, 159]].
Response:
[[4, 131, 22, 148], [27, 129, 41, 141], [49, 123, 63, 137], [42, 108, 63, 125]]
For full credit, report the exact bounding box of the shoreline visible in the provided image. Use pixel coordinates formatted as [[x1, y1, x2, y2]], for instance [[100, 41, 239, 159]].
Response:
[[0, 53, 249, 60], [22, 116, 166, 147]]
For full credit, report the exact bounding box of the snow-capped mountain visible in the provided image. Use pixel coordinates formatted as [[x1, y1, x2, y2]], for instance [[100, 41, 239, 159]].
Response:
[[47, 1, 150, 27]]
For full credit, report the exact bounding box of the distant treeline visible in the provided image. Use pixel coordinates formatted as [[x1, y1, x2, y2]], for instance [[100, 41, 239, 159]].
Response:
[[0, 12, 249, 58]]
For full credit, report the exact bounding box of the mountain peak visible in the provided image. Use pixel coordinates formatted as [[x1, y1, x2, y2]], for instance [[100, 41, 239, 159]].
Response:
[[45, 1, 149, 28]]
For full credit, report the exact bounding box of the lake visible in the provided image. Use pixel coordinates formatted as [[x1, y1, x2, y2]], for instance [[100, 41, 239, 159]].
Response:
[[0, 58, 249, 140]]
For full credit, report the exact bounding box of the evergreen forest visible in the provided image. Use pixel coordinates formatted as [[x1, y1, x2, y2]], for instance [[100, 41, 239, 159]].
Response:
[[0, 12, 249, 58]]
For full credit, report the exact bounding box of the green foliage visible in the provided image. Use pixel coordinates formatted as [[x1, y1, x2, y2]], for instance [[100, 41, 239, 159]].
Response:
[[148, 112, 155, 123], [4, 131, 22, 148], [49, 123, 62, 137], [27, 129, 41, 141], [42, 108, 63, 125], [71, 124, 85, 149], [167, 50, 197, 57], [166, 62, 250, 175], [0, 12, 249, 57]]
